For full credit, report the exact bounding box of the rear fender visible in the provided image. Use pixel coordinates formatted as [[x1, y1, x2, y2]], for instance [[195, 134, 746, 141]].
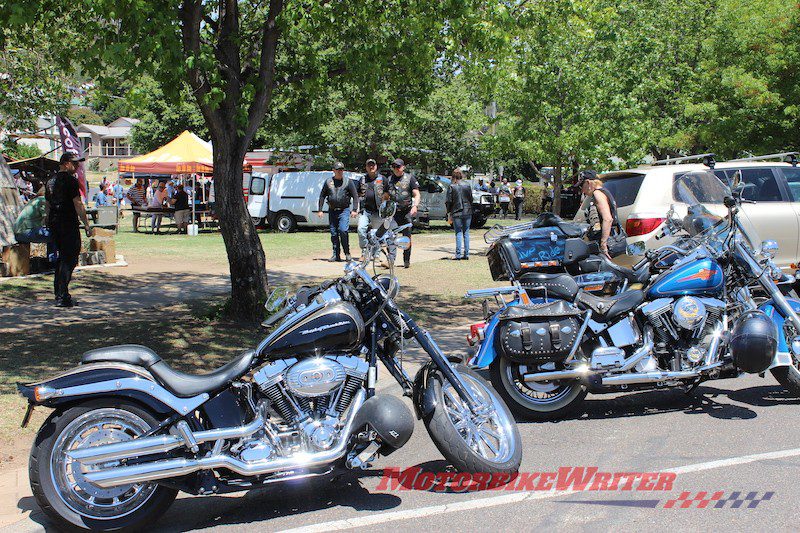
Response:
[[18, 363, 209, 416]]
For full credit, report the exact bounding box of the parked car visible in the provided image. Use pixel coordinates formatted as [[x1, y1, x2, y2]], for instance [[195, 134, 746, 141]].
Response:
[[416, 175, 495, 229], [574, 154, 800, 269], [247, 171, 360, 232]]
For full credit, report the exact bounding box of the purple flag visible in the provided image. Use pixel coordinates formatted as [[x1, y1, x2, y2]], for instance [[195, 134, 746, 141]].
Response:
[[56, 116, 87, 201]]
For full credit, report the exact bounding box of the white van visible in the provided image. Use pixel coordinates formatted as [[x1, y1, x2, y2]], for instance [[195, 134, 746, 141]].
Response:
[[247, 171, 360, 232]]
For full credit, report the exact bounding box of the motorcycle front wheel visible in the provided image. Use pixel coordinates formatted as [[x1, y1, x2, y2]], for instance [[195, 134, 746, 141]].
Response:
[[490, 357, 587, 421], [424, 364, 521, 474]]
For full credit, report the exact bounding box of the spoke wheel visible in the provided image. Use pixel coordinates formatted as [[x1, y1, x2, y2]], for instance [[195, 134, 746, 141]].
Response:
[[490, 358, 587, 420]]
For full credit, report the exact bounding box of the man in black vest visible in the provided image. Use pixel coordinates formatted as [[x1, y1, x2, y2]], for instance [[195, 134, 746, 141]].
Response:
[[357, 158, 384, 259], [45, 152, 93, 307], [386, 158, 420, 268], [317, 162, 359, 261]]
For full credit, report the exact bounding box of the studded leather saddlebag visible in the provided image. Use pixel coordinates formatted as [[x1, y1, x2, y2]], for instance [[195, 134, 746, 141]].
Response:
[[495, 301, 582, 363]]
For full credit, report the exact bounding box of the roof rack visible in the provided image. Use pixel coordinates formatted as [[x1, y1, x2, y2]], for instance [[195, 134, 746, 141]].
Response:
[[652, 153, 716, 169], [727, 152, 798, 167]]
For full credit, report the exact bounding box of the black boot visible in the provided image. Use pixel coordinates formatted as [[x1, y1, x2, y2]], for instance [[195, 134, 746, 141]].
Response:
[[403, 247, 411, 268], [340, 231, 351, 262], [330, 234, 341, 262]]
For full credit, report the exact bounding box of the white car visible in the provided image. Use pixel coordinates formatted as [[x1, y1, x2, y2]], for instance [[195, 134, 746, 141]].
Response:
[[575, 154, 800, 268]]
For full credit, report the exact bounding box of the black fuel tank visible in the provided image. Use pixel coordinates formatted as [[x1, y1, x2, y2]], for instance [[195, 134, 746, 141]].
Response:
[[258, 301, 364, 359]]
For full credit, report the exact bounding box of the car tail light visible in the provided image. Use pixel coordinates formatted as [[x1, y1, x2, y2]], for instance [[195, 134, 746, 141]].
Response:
[[625, 217, 665, 237], [467, 322, 487, 346]]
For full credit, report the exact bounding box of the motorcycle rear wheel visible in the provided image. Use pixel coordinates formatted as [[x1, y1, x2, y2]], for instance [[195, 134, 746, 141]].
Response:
[[424, 364, 521, 474], [490, 358, 587, 421], [30, 399, 178, 532]]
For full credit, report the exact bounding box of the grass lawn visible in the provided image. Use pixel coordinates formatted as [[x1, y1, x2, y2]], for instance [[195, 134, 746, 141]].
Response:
[[0, 303, 260, 460], [114, 225, 334, 265]]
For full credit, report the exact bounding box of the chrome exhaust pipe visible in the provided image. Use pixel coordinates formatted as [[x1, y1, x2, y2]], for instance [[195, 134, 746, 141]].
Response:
[[524, 329, 654, 383], [601, 362, 723, 386], [84, 390, 366, 488], [523, 365, 595, 382], [69, 415, 265, 464]]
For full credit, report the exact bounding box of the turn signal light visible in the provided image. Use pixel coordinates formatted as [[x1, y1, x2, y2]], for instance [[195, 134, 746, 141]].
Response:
[[625, 217, 665, 237], [467, 322, 487, 346]]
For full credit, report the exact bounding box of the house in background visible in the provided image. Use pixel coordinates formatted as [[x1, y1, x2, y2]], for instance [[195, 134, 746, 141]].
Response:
[[76, 117, 140, 171], [1, 116, 140, 172]]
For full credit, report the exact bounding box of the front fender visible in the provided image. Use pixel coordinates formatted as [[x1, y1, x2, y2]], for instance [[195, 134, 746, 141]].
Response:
[[759, 298, 800, 369], [18, 363, 209, 415], [412, 362, 438, 420]]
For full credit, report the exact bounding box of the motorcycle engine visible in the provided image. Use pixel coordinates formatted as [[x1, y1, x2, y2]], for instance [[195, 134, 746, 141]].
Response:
[[246, 355, 369, 459], [642, 297, 725, 370]]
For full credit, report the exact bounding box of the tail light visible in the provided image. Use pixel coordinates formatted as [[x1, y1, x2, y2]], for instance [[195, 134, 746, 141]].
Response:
[[467, 322, 487, 346], [625, 217, 665, 237]]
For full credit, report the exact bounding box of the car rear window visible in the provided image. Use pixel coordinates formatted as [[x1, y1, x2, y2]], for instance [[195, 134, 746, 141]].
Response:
[[250, 177, 266, 195], [601, 173, 645, 207]]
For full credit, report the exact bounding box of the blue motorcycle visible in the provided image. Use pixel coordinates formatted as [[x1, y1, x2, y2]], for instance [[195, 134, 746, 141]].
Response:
[[466, 170, 800, 420]]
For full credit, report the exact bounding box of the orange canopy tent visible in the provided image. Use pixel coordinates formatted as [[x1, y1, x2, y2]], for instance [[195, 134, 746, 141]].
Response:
[[118, 130, 251, 174]]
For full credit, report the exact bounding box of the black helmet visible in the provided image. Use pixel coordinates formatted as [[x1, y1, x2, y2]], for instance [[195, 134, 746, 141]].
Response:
[[730, 310, 778, 374], [351, 395, 414, 455]]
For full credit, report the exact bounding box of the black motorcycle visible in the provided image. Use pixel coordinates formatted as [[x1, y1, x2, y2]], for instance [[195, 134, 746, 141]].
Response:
[[18, 202, 521, 531]]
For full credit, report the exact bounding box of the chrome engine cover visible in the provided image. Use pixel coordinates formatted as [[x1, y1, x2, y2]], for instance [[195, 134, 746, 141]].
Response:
[[285, 357, 347, 397]]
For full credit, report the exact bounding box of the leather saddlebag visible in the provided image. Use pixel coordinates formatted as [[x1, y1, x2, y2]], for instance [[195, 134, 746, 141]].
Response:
[[495, 301, 582, 363]]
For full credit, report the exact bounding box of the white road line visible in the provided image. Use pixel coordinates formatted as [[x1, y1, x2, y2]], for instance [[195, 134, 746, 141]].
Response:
[[279, 446, 800, 533]]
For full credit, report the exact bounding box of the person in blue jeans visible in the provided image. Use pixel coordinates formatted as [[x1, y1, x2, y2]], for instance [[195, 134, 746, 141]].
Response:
[[317, 162, 360, 262], [445, 168, 473, 260]]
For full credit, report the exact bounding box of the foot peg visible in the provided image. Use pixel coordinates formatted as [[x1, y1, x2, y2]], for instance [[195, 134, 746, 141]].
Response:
[[346, 441, 381, 470], [175, 420, 199, 453]]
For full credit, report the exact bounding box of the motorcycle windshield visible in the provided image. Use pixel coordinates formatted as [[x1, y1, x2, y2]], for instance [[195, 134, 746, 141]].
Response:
[[672, 171, 729, 238]]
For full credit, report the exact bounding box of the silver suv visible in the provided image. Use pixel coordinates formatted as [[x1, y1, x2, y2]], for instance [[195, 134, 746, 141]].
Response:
[[576, 154, 800, 268], [416, 175, 495, 229]]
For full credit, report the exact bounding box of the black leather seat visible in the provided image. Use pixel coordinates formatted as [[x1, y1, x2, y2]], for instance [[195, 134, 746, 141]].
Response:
[[598, 254, 650, 285], [81, 344, 256, 398], [575, 289, 644, 322], [527, 213, 588, 238], [519, 272, 579, 301]]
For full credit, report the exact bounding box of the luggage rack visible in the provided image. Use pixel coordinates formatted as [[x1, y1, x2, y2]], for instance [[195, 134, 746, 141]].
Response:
[[484, 221, 542, 244]]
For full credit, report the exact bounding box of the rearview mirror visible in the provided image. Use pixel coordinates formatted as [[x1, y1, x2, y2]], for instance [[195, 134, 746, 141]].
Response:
[[379, 200, 397, 227], [395, 236, 411, 250], [730, 170, 742, 189], [761, 240, 779, 259]]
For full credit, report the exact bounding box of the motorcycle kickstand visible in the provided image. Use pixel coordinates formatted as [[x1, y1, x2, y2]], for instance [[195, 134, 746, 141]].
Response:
[[684, 377, 705, 395]]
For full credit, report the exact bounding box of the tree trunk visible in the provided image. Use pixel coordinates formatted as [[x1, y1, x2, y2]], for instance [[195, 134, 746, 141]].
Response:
[[553, 159, 563, 216], [212, 139, 269, 321]]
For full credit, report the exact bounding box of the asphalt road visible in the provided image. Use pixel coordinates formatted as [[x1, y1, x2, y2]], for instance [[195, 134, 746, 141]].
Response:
[[12, 368, 800, 533]]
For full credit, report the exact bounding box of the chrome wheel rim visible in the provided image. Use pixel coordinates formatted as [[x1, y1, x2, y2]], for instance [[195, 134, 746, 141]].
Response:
[[501, 360, 582, 409], [50, 409, 158, 520], [441, 374, 516, 463]]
